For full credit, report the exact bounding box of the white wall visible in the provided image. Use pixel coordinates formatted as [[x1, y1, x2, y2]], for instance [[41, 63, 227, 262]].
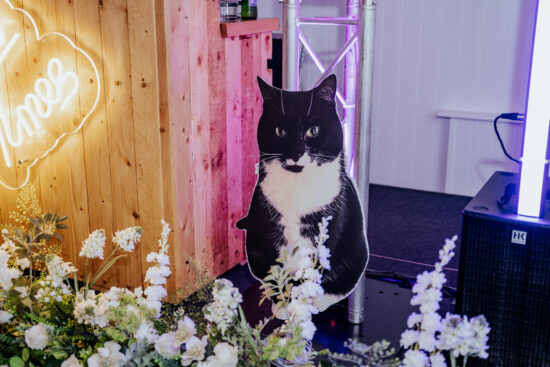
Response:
[[259, 0, 538, 195]]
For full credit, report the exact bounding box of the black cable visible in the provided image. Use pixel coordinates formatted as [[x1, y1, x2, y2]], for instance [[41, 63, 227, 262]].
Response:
[[493, 113, 524, 164]]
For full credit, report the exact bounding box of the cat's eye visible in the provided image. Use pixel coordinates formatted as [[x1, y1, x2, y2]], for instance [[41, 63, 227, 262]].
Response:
[[306, 126, 320, 138], [275, 127, 287, 137]]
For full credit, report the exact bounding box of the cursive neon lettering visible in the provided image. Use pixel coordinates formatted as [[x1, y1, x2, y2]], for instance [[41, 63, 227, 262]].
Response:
[[0, 58, 79, 167]]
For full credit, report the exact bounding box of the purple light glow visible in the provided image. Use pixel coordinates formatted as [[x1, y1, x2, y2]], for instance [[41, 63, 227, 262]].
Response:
[[518, 0, 550, 217]]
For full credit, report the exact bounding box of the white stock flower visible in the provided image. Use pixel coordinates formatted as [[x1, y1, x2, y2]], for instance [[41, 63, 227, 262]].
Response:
[[421, 312, 441, 333], [145, 285, 167, 303], [155, 332, 181, 359], [113, 226, 142, 252], [181, 335, 207, 366], [175, 316, 196, 344], [199, 342, 238, 367], [204, 279, 242, 335], [61, 355, 82, 367], [429, 352, 446, 367], [291, 280, 324, 299], [79, 229, 106, 259], [299, 319, 316, 341], [87, 342, 126, 367], [407, 312, 422, 328], [25, 323, 49, 350], [45, 255, 77, 288], [317, 244, 331, 270], [0, 249, 20, 289], [400, 329, 419, 348], [418, 330, 437, 352], [0, 310, 13, 323], [401, 349, 429, 367], [135, 320, 159, 345], [145, 265, 171, 285]]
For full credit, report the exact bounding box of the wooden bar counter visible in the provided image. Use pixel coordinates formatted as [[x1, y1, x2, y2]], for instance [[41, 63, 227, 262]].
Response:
[[0, 0, 279, 297]]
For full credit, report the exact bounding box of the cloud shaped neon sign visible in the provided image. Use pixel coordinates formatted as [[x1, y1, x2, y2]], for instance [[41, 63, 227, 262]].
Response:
[[0, 0, 100, 190]]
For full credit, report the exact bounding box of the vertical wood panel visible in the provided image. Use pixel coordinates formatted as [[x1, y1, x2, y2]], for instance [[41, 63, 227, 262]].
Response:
[[163, 0, 196, 294], [127, 0, 164, 289], [225, 36, 244, 268], [187, 0, 213, 274], [99, 0, 141, 289], [207, 0, 229, 276], [73, 0, 114, 286]]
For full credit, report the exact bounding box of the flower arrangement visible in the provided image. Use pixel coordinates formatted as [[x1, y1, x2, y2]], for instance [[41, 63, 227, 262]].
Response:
[[329, 236, 491, 367], [0, 189, 490, 367]]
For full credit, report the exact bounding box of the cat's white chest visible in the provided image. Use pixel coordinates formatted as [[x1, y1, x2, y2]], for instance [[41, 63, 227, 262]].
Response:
[[260, 154, 341, 246]]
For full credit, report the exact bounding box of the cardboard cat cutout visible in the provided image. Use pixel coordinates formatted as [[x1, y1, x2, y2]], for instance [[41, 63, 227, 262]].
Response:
[[237, 75, 369, 311]]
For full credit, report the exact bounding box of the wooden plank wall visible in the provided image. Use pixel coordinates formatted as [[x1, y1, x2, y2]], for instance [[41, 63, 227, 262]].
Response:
[[0, 0, 273, 297]]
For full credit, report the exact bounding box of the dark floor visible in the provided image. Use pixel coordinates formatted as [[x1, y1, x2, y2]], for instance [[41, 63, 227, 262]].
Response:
[[223, 184, 472, 354]]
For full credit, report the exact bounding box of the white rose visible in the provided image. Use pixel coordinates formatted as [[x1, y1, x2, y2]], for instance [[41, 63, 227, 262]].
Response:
[[208, 342, 238, 367], [0, 310, 13, 323], [180, 336, 207, 366], [155, 331, 181, 359], [24, 323, 49, 350], [175, 316, 196, 344], [61, 355, 82, 367]]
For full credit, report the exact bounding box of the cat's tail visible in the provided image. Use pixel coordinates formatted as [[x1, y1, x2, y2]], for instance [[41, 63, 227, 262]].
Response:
[[236, 216, 248, 230]]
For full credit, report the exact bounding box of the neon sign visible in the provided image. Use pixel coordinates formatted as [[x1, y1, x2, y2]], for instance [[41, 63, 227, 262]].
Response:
[[0, 0, 100, 190]]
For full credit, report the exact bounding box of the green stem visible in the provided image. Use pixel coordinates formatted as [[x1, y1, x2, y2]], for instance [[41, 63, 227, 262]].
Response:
[[463, 355, 468, 367], [88, 245, 119, 289], [451, 354, 457, 367]]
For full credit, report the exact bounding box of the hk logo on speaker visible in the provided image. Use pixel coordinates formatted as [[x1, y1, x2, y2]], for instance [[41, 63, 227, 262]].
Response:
[[511, 230, 527, 245]]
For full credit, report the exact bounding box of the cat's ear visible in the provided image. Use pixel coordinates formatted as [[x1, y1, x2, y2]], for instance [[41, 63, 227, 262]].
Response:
[[257, 76, 277, 101], [314, 74, 337, 102]]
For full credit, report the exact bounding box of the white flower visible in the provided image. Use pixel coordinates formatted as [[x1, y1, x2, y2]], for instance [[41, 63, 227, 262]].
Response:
[[113, 226, 142, 252], [429, 352, 446, 367], [407, 312, 422, 328], [400, 329, 419, 348], [145, 265, 171, 285], [288, 300, 317, 322], [175, 316, 196, 344], [199, 342, 238, 367], [135, 321, 159, 345], [317, 244, 331, 270], [87, 342, 126, 367], [291, 281, 324, 299], [418, 330, 437, 352], [181, 336, 207, 366], [0, 310, 13, 323], [61, 355, 82, 367], [0, 249, 20, 289], [299, 319, 316, 340], [155, 331, 181, 359], [17, 257, 30, 269], [25, 323, 49, 350], [79, 229, 106, 259], [421, 312, 441, 333], [401, 349, 429, 367], [45, 255, 77, 287], [204, 279, 242, 335]]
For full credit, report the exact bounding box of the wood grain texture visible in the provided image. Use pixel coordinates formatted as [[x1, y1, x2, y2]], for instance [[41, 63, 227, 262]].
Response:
[[221, 18, 280, 38], [0, 0, 274, 297]]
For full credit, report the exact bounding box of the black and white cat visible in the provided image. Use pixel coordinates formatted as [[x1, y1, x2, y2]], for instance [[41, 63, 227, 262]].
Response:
[[237, 75, 369, 312]]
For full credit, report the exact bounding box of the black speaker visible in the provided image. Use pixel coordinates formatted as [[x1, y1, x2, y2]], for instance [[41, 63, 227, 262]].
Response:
[[457, 171, 550, 366]]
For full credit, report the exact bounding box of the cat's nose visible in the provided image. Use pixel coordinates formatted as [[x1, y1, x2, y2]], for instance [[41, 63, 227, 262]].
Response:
[[291, 154, 302, 163]]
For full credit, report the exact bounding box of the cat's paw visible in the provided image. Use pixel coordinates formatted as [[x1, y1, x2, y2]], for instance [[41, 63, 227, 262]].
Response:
[[313, 293, 345, 312]]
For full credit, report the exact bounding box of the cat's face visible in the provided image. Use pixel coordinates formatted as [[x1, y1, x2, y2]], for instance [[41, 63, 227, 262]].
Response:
[[256, 75, 343, 173]]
